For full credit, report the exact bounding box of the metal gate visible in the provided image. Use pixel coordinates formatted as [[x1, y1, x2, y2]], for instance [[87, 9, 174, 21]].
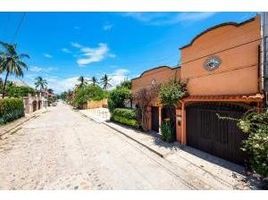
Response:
[[186, 103, 248, 164], [151, 106, 159, 132]]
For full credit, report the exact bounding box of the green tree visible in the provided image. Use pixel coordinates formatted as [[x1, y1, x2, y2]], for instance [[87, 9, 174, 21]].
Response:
[[100, 74, 112, 90], [47, 88, 54, 94], [0, 42, 29, 98], [117, 80, 131, 89], [6, 85, 35, 97], [91, 76, 98, 86], [159, 79, 187, 142], [73, 84, 106, 108], [159, 79, 187, 108], [77, 76, 87, 88], [34, 76, 48, 92], [108, 87, 131, 112]]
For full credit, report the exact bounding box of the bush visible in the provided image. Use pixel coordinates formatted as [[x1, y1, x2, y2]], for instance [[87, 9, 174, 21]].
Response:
[[237, 110, 268, 178], [160, 120, 175, 143], [73, 85, 106, 108], [108, 87, 131, 112], [6, 85, 35, 98], [111, 108, 138, 128], [218, 109, 268, 179], [0, 98, 24, 124], [159, 79, 187, 107]]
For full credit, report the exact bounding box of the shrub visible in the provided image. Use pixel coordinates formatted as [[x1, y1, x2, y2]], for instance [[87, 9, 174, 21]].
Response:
[[6, 85, 35, 98], [133, 84, 160, 131], [160, 120, 175, 143], [218, 109, 268, 178], [108, 87, 131, 112], [159, 79, 187, 107], [111, 108, 138, 128], [73, 85, 106, 108], [238, 110, 268, 178], [0, 98, 24, 124]]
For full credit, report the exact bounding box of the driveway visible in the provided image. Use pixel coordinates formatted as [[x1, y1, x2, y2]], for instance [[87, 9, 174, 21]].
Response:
[[0, 102, 247, 190]]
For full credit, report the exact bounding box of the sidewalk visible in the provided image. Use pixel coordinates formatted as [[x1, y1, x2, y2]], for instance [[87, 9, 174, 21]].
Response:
[[80, 108, 110, 123], [0, 108, 47, 138], [79, 109, 254, 189], [103, 121, 252, 189]]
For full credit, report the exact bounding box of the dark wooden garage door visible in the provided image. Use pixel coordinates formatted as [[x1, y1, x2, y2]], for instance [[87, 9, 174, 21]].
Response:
[[186, 103, 248, 164], [151, 106, 159, 132]]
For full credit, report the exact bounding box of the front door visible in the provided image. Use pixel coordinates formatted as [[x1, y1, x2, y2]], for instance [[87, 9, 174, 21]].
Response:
[[151, 106, 159, 132]]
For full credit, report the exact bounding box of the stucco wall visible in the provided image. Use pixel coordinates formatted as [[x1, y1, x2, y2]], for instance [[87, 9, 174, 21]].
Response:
[[132, 66, 181, 93], [180, 16, 261, 96]]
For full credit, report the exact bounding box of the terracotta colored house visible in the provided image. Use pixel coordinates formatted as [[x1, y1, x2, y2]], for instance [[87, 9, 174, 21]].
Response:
[[131, 16, 264, 164]]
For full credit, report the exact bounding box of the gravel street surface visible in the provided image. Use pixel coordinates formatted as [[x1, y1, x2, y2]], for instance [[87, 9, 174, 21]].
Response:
[[0, 102, 248, 190], [0, 102, 193, 190]]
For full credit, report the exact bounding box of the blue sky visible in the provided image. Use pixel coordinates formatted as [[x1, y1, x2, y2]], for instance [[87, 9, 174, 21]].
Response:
[[0, 12, 256, 93]]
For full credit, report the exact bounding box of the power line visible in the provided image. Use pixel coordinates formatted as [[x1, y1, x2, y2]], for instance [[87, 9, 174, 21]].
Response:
[[134, 37, 263, 79], [12, 12, 26, 43]]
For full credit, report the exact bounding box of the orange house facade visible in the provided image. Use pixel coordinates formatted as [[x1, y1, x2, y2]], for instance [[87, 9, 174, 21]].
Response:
[[131, 16, 264, 164]]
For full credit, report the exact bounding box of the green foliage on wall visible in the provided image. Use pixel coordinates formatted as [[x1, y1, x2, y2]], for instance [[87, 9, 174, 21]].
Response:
[[6, 85, 35, 98], [0, 98, 24, 124]]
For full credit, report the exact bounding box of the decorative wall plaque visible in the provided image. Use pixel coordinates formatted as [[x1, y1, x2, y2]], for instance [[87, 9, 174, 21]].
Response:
[[204, 56, 221, 71]]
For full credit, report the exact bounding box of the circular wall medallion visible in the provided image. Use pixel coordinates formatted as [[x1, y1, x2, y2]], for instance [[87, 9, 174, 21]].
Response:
[[203, 56, 221, 71], [151, 79, 156, 85]]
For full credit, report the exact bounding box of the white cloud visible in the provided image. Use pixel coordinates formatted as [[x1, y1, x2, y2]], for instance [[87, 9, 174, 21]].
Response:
[[109, 68, 130, 88], [29, 66, 43, 73], [123, 12, 216, 26], [61, 48, 72, 53], [71, 42, 83, 48], [74, 43, 112, 66], [43, 53, 53, 58], [29, 66, 58, 73], [46, 76, 81, 93], [103, 24, 113, 31]]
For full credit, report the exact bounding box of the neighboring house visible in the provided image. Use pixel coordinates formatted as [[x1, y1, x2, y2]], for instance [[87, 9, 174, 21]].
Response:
[[131, 16, 264, 164], [23, 93, 48, 114]]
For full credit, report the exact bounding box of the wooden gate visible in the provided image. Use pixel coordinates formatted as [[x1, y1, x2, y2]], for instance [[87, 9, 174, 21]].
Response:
[[151, 106, 159, 132], [186, 103, 248, 164]]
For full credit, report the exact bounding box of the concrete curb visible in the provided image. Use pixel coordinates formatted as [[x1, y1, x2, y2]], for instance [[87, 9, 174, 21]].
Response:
[[77, 109, 165, 158], [103, 122, 165, 158], [0, 109, 46, 138]]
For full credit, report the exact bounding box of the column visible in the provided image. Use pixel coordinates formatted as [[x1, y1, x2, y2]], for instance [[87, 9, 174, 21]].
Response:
[[181, 102, 187, 145]]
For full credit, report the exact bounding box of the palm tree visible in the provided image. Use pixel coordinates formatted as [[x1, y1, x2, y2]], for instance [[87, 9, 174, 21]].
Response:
[[91, 76, 98, 86], [100, 74, 112, 90], [34, 76, 48, 92], [77, 76, 87, 88], [47, 88, 54, 94], [0, 42, 29, 98]]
